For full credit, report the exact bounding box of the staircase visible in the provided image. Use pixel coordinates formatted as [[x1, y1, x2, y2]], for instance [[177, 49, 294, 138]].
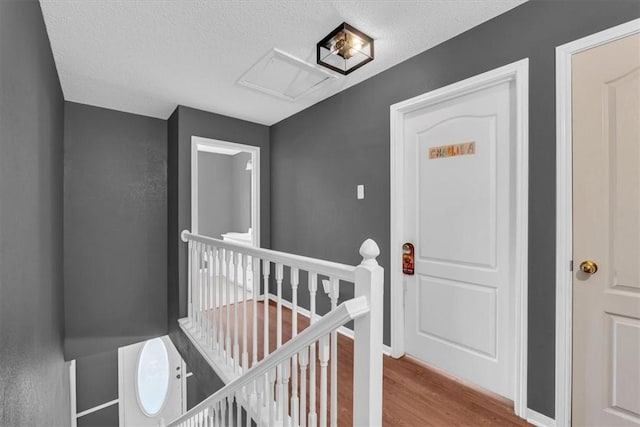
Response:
[[167, 230, 384, 427]]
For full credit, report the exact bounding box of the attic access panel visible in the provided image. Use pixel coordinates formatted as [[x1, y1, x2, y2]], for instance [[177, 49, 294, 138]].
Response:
[[238, 49, 336, 101]]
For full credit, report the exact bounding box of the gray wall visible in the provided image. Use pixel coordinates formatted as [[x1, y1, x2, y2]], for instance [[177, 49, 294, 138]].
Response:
[[198, 152, 233, 238], [74, 349, 119, 426], [0, 1, 70, 425], [198, 151, 252, 238], [75, 349, 118, 413], [64, 102, 168, 359], [187, 371, 208, 411], [269, 0, 640, 417]]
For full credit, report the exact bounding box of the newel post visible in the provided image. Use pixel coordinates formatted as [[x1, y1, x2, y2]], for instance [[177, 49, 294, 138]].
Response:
[[353, 238, 384, 427]]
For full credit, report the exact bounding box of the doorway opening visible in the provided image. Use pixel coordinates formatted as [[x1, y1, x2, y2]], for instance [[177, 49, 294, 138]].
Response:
[[191, 136, 260, 246], [191, 136, 260, 295]]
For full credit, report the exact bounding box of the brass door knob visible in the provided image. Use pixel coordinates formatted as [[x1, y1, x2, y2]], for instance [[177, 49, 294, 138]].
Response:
[[579, 260, 598, 275]]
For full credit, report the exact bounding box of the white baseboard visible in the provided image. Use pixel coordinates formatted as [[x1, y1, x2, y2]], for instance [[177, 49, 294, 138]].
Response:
[[267, 293, 393, 356], [527, 409, 556, 427]]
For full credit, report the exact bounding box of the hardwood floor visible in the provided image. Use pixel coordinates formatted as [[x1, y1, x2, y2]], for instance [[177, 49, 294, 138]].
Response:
[[201, 299, 530, 426], [380, 354, 530, 426]]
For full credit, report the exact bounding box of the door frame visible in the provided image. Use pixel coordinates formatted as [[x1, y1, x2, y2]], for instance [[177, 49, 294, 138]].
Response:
[[190, 135, 261, 247], [389, 58, 530, 417], [555, 18, 640, 427]]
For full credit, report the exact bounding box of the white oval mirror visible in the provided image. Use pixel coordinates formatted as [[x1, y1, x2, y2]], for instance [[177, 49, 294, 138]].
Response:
[[135, 338, 170, 416]]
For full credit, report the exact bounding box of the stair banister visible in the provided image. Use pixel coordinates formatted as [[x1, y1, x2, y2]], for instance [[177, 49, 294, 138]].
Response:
[[181, 230, 358, 281], [167, 296, 370, 427], [176, 231, 384, 426]]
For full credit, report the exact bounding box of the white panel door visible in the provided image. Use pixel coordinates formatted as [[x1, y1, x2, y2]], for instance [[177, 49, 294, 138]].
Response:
[[572, 33, 640, 426], [403, 79, 515, 399], [120, 336, 185, 426]]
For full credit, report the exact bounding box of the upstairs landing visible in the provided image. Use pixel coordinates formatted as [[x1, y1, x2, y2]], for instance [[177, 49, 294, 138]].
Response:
[[179, 300, 531, 426]]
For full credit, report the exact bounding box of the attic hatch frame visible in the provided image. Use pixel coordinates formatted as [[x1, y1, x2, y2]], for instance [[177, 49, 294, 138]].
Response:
[[237, 48, 336, 102]]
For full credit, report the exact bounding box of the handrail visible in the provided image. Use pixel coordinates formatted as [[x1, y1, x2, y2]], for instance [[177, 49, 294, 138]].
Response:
[[167, 296, 370, 426], [181, 230, 358, 282]]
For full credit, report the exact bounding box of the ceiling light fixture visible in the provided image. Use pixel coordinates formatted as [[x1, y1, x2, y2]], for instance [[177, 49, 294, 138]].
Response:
[[316, 22, 374, 75]]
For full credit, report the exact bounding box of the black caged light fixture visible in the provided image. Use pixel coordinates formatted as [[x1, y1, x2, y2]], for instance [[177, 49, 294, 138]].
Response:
[[316, 22, 374, 75]]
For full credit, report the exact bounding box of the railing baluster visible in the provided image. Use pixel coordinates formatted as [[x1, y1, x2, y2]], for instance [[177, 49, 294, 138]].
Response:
[[205, 245, 211, 348], [268, 368, 276, 426], [218, 249, 224, 357], [276, 263, 284, 348], [264, 369, 271, 426], [188, 240, 193, 326], [209, 246, 218, 351], [246, 379, 255, 427], [308, 272, 318, 427], [291, 267, 300, 427], [319, 335, 329, 427], [236, 392, 241, 427], [222, 398, 227, 427], [192, 241, 198, 330], [262, 260, 270, 360], [284, 358, 291, 427], [275, 263, 284, 421], [201, 243, 206, 337], [201, 245, 207, 344], [299, 346, 308, 427], [241, 253, 249, 374], [264, 372, 271, 427], [323, 278, 339, 427], [257, 374, 265, 427], [195, 242, 202, 335], [225, 249, 232, 365], [203, 245, 209, 347], [252, 257, 259, 367], [200, 242, 206, 336], [211, 246, 218, 352], [234, 252, 241, 374]]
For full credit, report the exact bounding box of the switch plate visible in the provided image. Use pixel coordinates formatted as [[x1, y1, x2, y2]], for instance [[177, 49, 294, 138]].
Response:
[[357, 185, 365, 200]]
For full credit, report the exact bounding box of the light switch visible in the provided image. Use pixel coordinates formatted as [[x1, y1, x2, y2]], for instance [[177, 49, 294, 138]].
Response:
[[357, 185, 365, 200]]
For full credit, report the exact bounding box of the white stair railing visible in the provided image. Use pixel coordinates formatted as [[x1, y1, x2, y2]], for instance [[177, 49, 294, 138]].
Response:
[[174, 230, 384, 427], [168, 297, 370, 427]]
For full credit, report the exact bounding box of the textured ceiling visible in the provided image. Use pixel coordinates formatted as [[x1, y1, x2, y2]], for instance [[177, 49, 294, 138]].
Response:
[[40, 0, 526, 125]]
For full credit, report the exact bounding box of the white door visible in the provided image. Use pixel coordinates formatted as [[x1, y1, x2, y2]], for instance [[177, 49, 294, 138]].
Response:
[[572, 33, 640, 426], [402, 77, 516, 399], [120, 336, 186, 426]]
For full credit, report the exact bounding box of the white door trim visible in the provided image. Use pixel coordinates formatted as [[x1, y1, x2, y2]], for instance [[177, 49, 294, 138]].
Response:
[[555, 18, 640, 427], [389, 58, 529, 417], [190, 136, 261, 247]]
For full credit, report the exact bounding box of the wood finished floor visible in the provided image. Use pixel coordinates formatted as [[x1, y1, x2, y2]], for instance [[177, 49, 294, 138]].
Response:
[[200, 299, 531, 426]]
